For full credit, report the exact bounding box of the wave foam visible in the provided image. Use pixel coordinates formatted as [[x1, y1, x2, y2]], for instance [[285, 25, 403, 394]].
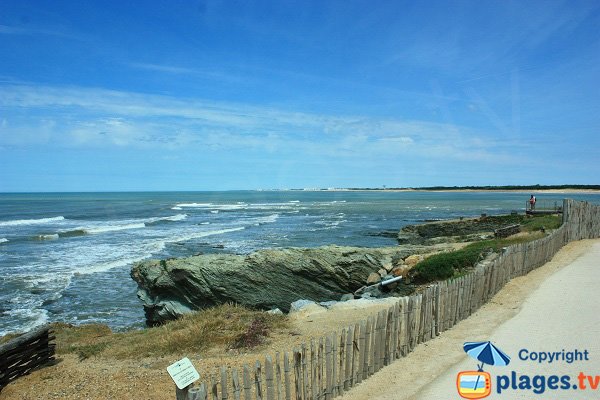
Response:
[[58, 214, 187, 237], [0, 308, 49, 337], [145, 214, 188, 224], [175, 203, 248, 211], [252, 214, 280, 225], [171, 227, 246, 243], [0, 238, 8, 244], [0, 216, 65, 227], [175, 203, 214, 208], [72, 226, 246, 275], [60, 222, 146, 236]]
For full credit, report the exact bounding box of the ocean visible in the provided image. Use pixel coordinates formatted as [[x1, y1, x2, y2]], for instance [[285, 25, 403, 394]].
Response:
[[1, 190, 598, 336]]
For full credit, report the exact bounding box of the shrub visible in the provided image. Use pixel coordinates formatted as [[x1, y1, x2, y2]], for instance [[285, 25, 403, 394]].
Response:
[[411, 244, 491, 283], [411, 230, 550, 284]]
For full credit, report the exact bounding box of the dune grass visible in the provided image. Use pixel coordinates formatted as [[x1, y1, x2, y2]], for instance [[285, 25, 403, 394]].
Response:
[[51, 303, 288, 360]]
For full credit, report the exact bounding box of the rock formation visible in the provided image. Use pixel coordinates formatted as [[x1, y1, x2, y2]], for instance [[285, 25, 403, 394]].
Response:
[[131, 245, 429, 326], [397, 215, 524, 244]]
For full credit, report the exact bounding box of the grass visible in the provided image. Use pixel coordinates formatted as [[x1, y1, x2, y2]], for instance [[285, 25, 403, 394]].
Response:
[[521, 214, 562, 232], [50, 303, 288, 360], [410, 214, 557, 284]]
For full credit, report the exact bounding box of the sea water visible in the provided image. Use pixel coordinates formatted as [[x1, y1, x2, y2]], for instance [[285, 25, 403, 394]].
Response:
[[1, 191, 598, 336]]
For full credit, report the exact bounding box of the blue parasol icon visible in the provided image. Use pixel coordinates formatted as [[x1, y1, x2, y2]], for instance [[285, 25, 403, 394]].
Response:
[[463, 341, 511, 371]]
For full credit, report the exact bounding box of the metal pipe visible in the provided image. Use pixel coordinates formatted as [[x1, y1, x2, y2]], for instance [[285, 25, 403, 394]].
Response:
[[380, 276, 402, 287]]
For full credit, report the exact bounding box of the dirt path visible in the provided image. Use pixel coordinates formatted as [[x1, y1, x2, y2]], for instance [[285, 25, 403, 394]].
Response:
[[339, 238, 600, 400]]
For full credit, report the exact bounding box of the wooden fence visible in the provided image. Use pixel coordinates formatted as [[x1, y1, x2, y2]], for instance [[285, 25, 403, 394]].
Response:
[[177, 199, 599, 400], [0, 325, 55, 392]]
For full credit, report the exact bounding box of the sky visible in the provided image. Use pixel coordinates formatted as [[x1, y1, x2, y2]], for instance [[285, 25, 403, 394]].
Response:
[[0, 0, 598, 191]]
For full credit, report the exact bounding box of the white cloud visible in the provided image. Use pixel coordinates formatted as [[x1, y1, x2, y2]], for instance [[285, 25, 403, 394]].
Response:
[[0, 83, 520, 163]]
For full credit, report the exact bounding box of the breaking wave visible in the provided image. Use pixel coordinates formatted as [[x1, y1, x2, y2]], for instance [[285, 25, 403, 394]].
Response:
[[0, 216, 65, 227]]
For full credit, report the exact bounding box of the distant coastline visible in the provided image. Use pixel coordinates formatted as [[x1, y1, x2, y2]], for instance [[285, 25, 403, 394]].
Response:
[[282, 185, 600, 194]]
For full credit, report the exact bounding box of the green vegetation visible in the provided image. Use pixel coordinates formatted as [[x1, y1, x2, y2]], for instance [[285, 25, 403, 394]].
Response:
[[343, 185, 600, 191], [51, 303, 288, 360], [410, 214, 560, 283], [521, 214, 562, 231], [415, 185, 600, 191]]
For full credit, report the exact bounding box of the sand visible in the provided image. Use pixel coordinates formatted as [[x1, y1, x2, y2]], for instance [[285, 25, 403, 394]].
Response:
[[2, 239, 598, 399], [339, 238, 600, 400]]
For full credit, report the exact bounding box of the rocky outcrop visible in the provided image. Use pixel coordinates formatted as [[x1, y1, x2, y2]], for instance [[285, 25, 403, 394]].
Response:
[[397, 215, 525, 245], [131, 245, 431, 326]]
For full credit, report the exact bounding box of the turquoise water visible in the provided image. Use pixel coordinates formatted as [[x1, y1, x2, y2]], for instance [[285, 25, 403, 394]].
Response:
[[1, 191, 598, 335]]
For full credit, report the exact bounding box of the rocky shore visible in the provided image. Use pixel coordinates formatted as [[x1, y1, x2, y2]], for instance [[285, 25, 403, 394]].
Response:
[[131, 244, 442, 325], [131, 216, 524, 326], [397, 214, 524, 244]]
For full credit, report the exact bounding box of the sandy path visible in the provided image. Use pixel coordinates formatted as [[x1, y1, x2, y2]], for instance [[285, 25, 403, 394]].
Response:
[[339, 238, 600, 400]]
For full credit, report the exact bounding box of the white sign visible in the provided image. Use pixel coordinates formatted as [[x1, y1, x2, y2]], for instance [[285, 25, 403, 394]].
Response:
[[167, 357, 200, 389]]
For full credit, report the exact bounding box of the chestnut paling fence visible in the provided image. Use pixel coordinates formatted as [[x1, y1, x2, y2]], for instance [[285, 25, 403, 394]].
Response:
[[177, 199, 600, 400], [0, 325, 55, 392]]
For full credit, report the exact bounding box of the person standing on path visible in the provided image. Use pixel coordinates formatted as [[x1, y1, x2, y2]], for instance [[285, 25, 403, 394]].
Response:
[[529, 195, 536, 211]]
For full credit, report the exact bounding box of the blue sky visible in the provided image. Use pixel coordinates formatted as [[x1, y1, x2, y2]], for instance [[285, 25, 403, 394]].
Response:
[[0, 1, 598, 191]]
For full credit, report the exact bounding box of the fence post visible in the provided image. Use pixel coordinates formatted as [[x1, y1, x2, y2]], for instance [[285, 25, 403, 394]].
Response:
[[221, 366, 229, 400], [310, 339, 317, 400], [338, 329, 345, 396], [318, 337, 324, 399], [283, 352, 291, 400], [301, 344, 309, 400], [211, 374, 219, 400], [266, 355, 275, 400], [243, 365, 252, 400], [344, 325, 353, 390], [232, 369, 241, 400], [255, 360, 263, 400], [325, 335, 333, 400], [293, 349, 302, 400], [331, 332, 338, 397], [275, 353, 282, 400]]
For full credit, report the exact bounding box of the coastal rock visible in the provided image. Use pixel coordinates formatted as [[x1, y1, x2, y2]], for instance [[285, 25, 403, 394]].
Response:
[[290, 299, 317, 313], [288, 302, 327, 318], [318, 301, 338, 309], [340, 293, 355, 302], [391, 265, 411, 277], [366, 272, 382, 284], [131, 245, 425, 325], [397, 215, 526, 245], [404, 254, 424, 267]]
